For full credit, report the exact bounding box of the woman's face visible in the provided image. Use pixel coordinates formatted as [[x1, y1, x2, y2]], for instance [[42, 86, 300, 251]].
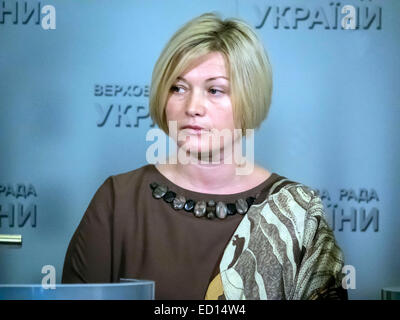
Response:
[[165, 51, 237, 159]]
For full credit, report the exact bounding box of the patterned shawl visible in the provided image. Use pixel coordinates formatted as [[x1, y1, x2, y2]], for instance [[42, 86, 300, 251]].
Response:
[[205, 176, 347, 300]]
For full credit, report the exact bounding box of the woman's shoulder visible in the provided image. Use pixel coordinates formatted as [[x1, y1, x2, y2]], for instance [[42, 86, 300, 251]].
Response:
[[252, 172, 325, 234], [242, 174, 327, 254], [249, 165, 318, 208], [94, 164, 156, 198], [266, 172, 319, 206], [109, 164, 155, 184]]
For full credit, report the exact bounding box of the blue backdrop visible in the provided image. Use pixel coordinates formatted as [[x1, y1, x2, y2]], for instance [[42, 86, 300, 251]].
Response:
[[0, 0, 399, 300]]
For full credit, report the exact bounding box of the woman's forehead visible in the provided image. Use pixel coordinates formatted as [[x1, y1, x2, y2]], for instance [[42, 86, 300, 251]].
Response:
[[178, 52, 229, 81]]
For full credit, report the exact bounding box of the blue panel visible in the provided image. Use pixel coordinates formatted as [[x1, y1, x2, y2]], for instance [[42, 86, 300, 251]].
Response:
[[0, 0, 399, 300]]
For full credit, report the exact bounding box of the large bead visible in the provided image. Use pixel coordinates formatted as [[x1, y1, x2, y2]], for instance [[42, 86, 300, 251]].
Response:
[[149, 182, 159, 190], [216, 201, 228, 219], [153, 185, 167, 199], [207, 211, 216, 220], [207, 200, 216, 207], [172, 194, 186, 210], [226, 203, 237, 215], [206, 200, 216, 215], [194, 200, 207, 218], [246, 196, 256, 207], [184, 199, 195, 212], [163, 191, 176, 203], [235, 198, 248, 214]]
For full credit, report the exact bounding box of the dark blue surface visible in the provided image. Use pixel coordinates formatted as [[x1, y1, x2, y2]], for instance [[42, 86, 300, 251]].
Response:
[[0, 279, 155, 300]]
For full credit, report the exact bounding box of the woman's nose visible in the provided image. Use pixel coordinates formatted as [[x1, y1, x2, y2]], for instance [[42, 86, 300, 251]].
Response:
[[185, 89, 205, 117]]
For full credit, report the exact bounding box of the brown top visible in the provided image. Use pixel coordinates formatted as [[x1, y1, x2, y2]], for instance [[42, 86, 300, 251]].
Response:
[[61, 164, 283, 299]]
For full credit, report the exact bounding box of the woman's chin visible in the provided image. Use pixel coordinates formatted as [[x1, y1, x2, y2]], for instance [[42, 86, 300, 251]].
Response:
[[177, 144, 229, 163], [178, 144, 208, 155]]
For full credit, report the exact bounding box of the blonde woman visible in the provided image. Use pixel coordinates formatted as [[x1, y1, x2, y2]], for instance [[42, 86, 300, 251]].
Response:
[[62, 12, 347, 300]]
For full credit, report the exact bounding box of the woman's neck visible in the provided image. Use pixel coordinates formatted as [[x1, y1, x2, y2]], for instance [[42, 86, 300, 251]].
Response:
[[156, 157, 270, 194]]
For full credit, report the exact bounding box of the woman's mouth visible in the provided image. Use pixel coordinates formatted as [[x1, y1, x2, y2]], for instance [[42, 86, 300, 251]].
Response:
[[181, 125, 207, 134]]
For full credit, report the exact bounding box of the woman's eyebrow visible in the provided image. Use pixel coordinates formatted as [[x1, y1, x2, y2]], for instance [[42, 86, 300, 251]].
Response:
[[177, 76, 229, 82]]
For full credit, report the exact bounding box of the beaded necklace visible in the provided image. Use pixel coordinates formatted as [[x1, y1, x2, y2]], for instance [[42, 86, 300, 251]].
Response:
[[150, 182, 257, 220]]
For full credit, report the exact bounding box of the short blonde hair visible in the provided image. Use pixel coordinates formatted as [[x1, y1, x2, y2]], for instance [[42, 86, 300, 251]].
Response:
[[149, 12, 273, 135]]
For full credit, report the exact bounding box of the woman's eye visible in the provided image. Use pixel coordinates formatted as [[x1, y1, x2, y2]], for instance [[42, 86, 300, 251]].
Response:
[[170, 85, 185, 94], [209, 88, 223, 95]]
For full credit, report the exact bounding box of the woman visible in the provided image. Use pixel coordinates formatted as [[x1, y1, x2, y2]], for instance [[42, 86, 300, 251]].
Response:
[[62, 12, 347, 300]]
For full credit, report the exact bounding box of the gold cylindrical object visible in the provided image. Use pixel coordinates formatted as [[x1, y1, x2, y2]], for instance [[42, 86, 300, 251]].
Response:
[[0, 234, 22, 245]]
